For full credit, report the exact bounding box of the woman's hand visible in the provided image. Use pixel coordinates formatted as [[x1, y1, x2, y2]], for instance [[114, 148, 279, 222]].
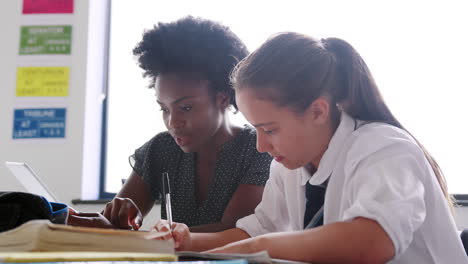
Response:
[[102, 197, 143, 230], [153, 220, 192, 251], [67, 207, 116, 229]]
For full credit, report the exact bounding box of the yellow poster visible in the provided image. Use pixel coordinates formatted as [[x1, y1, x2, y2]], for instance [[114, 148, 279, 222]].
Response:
[[16, 66, 69, 96]]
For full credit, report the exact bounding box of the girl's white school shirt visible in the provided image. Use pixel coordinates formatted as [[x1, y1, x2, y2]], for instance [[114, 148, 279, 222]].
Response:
[[237, 112, 467, 263]]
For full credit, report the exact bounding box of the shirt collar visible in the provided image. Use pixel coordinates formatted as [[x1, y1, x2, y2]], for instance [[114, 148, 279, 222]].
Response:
[[301, 111, 356, 186]]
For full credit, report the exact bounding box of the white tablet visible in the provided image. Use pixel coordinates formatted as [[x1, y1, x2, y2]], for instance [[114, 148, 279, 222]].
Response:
[[5, 161, 58, 202]]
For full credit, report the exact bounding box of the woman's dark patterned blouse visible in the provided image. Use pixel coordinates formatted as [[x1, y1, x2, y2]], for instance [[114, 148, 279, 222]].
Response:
[[130, 125, 272, 227]]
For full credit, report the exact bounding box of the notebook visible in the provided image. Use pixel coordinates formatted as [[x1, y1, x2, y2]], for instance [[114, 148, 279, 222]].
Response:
[[5, 161, 58, 202]]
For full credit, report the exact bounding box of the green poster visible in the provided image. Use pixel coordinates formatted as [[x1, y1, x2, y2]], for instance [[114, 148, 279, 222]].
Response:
[[19, 25, 72, 55]]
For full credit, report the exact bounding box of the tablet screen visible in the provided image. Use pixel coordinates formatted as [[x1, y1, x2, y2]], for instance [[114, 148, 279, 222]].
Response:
[[5, 161, 57, 202]]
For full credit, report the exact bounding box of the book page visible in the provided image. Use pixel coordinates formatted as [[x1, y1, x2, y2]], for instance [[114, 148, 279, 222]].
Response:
[[177, 251, 311, 264], [177, 251, 272, 263]]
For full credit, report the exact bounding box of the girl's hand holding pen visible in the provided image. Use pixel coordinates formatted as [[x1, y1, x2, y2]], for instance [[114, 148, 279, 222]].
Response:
[[153, 219, 192, 251], [102, 197, 143, 230]]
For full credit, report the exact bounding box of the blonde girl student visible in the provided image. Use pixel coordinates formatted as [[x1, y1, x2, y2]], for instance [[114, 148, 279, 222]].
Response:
[[153, 32, 468, 263]]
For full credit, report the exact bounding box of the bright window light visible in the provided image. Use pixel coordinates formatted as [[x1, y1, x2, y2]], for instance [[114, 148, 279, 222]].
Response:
[[105, 0, 468, 194]]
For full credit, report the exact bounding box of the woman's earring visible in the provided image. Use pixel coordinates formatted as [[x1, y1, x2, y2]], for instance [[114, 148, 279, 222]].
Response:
[[336, 103, 344, 112]]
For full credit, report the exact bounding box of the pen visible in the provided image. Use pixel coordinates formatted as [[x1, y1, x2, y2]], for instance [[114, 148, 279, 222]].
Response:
[[162, 172, 173, 230]]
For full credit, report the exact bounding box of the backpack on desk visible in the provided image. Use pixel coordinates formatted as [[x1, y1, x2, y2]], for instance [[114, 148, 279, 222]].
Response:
[[0, 192, 68, 232]]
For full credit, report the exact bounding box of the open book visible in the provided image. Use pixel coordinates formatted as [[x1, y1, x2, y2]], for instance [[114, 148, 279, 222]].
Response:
[[177, 251, 271, 263], [0, 220, 308, 264], [0, 220, 174, 254], [177, 251, 310, 264]]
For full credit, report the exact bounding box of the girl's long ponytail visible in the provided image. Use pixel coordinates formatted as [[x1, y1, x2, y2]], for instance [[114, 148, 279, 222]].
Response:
[[324, 37, 453, 208]]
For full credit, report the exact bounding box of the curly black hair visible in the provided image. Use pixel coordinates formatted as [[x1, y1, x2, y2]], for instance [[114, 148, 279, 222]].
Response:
[[133, 16, 249, 110]]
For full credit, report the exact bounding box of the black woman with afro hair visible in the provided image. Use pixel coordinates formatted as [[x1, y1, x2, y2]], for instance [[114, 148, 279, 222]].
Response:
[[102, 16, 272, 232]]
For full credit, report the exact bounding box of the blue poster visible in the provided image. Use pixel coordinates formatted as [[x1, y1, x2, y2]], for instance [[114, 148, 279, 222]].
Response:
[[13, 108, 66, 139]]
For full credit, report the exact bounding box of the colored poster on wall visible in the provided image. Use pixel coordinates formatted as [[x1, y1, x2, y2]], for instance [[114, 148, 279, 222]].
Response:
[[13, 108, 66, 139], [20, 25, 72, 55], [16, 67, 69, 96], [22, 0, 73, 14]]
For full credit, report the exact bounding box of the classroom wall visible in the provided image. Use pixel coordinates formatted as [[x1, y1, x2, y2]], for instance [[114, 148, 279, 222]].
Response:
[[0, 0, 161, 231], [0, 0, 101, 203], [1, 0, 468, 231]]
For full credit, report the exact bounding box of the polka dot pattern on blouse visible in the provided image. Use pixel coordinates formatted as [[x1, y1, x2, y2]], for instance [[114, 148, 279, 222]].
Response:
[[130, 125, 272, 227]]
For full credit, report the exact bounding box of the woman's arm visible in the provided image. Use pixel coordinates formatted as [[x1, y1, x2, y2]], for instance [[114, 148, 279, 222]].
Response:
[[210, 217, 395, 264], [114, 171, 154, 216], [102, 171, 155, 229], [189, 184, 264, 232]]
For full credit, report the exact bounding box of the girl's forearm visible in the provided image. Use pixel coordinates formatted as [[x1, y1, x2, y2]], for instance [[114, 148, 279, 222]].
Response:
[[253, 218, 394, 264], [190, 228, 251, 252]]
